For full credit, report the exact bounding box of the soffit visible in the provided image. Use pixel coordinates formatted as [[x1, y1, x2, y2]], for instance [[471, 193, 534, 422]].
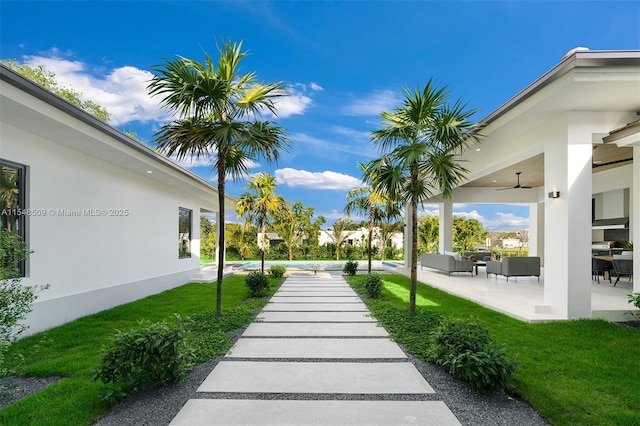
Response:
[[1, 78, 236, 212], [460, 53, 639, 190]]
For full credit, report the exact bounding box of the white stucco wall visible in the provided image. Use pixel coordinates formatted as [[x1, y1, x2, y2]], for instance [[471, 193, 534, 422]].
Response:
[[2, 121, 210, 334]]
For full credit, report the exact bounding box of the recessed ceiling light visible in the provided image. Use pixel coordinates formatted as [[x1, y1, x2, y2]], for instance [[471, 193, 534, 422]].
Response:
[[492, 180, 497, 183], [146, 170, 153, 174], [475, 148, 481, 152]]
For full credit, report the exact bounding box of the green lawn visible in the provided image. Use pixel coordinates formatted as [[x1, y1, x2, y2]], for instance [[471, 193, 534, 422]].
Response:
[[347, 274, 640, 426], [0, 275, 280, 426]]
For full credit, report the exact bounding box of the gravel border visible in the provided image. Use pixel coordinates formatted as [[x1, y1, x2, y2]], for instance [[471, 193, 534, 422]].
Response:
[[0, 376, 62, 410]]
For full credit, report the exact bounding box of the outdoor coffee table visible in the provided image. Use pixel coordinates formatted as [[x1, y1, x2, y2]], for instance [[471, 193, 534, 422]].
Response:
[[473, 261, 486, 275]]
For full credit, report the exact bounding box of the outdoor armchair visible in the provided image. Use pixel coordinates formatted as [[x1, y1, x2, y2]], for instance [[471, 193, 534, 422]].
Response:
[[612, 258, 633, 286]]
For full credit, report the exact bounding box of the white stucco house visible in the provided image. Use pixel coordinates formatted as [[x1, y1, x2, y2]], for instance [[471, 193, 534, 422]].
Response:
[[0, 65, 235, 335], [411, 49, 639, 320]]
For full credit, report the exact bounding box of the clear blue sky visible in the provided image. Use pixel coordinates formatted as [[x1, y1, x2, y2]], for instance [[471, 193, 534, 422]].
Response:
[[2, 1, 639, 230]]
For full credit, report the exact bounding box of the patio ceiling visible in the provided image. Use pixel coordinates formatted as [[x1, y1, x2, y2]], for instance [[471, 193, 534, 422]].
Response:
[[461, 144, 633, 189], [458, 51, 639, 190]]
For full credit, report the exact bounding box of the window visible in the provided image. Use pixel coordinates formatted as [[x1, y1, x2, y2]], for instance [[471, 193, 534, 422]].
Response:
[[178, 207, 192, 258], [1, 159, 27, 276]]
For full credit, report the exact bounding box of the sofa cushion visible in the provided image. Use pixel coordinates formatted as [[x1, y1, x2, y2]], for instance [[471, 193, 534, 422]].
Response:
[[444, 250, 459, 260]]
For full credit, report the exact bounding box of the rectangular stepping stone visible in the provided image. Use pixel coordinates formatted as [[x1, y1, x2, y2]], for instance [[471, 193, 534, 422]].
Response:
[[257, 311, 375, 322], [198, 361, 434, 394], [270, 296, 362, 303], [262, 303, 367, 311], [170, 400, 461, 426], [226, 338, 406, 359], [242, 322, 387, 337], [274, 291, 356, 297]]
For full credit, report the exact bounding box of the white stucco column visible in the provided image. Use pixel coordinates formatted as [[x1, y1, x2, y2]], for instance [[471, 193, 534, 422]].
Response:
[[528, 202, 545, 265], [439, 200, 453, 253], [633, 146, 640, 293], [542, 113, 594, 319]]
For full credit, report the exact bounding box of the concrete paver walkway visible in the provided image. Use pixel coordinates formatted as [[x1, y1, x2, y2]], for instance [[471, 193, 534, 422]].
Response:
[[170, 272, 461, 426]]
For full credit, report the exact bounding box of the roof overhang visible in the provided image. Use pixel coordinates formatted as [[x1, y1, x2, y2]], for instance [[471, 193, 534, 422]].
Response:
[[447, 49, 640, 198], [0, 64, 236, 212]]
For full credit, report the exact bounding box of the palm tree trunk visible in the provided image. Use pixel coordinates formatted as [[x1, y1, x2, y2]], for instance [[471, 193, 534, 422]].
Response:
[[368, 206, 374, 273], [261, 219, 266, 273], [216, 168, 225, 316], [409, 165, 418, 314]]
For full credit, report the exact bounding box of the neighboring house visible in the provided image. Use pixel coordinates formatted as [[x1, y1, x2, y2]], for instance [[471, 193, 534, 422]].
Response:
[[0, 65, 236, 335], [318, 227, 404, 251], [257, 227, 404, 251], [415, 48, 639, 319]]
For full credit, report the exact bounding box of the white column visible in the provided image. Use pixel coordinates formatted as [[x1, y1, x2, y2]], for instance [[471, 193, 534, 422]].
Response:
[[633, 146, 640, 293], [528, 202, 544, 265], [541, 113, 594, 319], [439, 200, 453, 253]]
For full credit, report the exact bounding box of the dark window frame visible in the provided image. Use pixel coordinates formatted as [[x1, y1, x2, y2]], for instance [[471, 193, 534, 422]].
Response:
[[1, 158, 27, 276]]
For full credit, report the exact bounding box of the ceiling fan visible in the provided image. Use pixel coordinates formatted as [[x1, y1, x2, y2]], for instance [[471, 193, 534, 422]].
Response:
[[496, 172, 532, 191]]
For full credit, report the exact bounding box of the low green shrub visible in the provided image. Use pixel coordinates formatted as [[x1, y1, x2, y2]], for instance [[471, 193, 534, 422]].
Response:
[[627, 293, 640, 320], [245, 272, 269, 297], [269, 264, 286, 278], [363, 273, 383, 298], [92, 318, 193, 402], [343, 260, 358, 276], [428, 318, 515, 392]]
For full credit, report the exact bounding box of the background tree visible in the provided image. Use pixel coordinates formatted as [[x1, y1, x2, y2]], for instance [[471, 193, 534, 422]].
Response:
[[199, 215, 216, 259], [453, 216, 488, 253], [272, 201, 322, 261], [148, 40, 289, 314], [0, 167, 19, 234], [239, 173, 284, 271], [345, 164, 403, 272], [1, 60, 110, 121], [366, 80, 481, 313], [418, 215, 439, 254], [378, 221, 404, 260], [327, 219, 354, 260]]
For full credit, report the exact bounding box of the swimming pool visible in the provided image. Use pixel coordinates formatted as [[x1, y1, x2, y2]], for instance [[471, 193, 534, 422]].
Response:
[[231, 260, 389, 271]]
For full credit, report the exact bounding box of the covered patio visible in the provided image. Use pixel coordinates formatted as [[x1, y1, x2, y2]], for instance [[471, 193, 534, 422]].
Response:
[[404, 49, 639, 321], [410, 265, 633, 323]]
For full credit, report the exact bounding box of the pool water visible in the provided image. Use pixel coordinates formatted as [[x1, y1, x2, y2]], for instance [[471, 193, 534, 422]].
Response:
[[231, 260, 388, 271]]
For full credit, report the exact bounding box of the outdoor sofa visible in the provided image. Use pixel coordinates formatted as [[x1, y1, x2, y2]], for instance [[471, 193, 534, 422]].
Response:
[[461, 251, 492, 261], [420, 253, 473, 276], [486, 256, 541, 281]]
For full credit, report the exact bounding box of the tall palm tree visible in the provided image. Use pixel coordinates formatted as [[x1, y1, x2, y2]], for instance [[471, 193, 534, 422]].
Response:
[[366, 80, 481, 313], [148, 40, 289, 315], [328, 219, 354, 261], [345, 163, 402, 273], [240, 173, 284, 272]]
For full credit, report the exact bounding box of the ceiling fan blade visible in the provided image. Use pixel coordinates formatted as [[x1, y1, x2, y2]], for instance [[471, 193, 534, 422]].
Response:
[[521, 185, 533, 189], [496, 187, 515, 191]]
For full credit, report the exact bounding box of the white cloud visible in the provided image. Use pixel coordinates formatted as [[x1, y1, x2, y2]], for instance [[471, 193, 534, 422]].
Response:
[[320, 209, 348, 220], [486, 212, 529, 230], [291, 132, 378, 159], [342, 89, 401, 116], [453, 209, 485, 222], [167, 154, 212, 169], [272, 90, 312, 118], [310, 82, 324, 91], [23, 54, 171, 126], [275, 168, 361, 190]]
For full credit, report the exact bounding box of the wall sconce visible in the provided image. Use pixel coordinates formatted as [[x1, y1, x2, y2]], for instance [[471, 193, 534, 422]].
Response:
[[548, 191, 560, 199]]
